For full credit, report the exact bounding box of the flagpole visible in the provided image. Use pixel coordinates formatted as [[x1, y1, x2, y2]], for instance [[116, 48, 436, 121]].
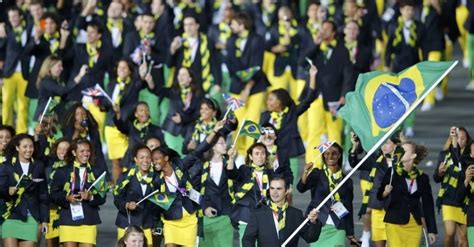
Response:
[[39, 97, 53, 124], [86, 172, 106, 192], [232, 118, 246, 147], [15, 174, 25, 189], [95, 84, 114, 105], [282, 61, 458, 247], [222, 107, 232, 120], [137, 189, 161, 205]]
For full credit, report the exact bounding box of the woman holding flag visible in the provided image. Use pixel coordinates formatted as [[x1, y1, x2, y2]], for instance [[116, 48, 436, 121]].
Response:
[[297, 142, 358, 246], [433, 127, 471, 246], [182, 120, 236, 246], [0, 134, 49, 246], [377, 141, 437, 246], [226, 142, 272, 242], [114, 144, 159, 246], [184, 98, 220, 153], [62, 103, 109, 182], [260, 63, 317, 186], [150, 146, 200, 246], [50, 138, 107, 247], [34, 55, 86, 122], [154, 67, 203, 156]]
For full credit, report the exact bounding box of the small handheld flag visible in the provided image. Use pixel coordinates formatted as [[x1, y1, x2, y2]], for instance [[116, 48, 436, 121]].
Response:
[[87, 172, 108, 198], [315, 141, 336, 154], [39, 97, 59, 124], [81, 84, 114, 105], [223, 93, 244, 111], [148, 193, 176, 210], [239, 120, 262, 139], [236, 66, 260, 82]]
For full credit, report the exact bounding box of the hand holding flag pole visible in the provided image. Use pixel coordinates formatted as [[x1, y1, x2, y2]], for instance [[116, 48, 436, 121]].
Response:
[[233, 118, 247, 147], [15, 174, 25, 189], [86, 171, 107, 192], [137, 189, 161, 205], [38, 97, 53, 125], [95, 84, 114, 105], [282, 61, 458, 247]]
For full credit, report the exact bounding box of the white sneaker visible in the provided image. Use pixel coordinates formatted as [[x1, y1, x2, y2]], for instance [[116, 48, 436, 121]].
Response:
[[420, 102, 433, 112], [360, 231, 371, 247], [466, 83, 474, 91], [435, 87, 444, 101], [464, 58, 470, 68], [405, 127, 415, 137]]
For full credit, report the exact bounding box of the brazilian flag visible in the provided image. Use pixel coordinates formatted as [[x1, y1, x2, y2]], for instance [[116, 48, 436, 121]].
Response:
[[236, 66, 260, 82], [148, 193, 176, 210], [339, 61, 456, 150], [240, 120, 262, 139]]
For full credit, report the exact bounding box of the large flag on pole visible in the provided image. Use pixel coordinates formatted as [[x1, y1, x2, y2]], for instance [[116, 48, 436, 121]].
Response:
[[282, 60, 458, 247], [338, 61, 457, 151]]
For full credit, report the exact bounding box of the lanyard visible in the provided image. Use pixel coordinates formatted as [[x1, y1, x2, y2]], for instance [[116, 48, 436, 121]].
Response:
[[408, 179, 415, 194], [164, 176, 187, 197], [72, 168, 88, 193]]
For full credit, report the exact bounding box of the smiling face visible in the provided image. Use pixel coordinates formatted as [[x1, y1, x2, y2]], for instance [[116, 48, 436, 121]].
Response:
[[135, 103, 150, 123], [124, 232, 145, 247], [117, 60, 131, 80], [323, 146, 341, 167], [458, 129, 469, 149], [249, 146, 267, 167], [56, 141, 70, 161], [200, 103, 216, 122], [16, 138, 34, 162], [0, 129, 12, 152], [73, 143, 91, 164], [135, 148, 151, 173], [152, 151, 168, 171]]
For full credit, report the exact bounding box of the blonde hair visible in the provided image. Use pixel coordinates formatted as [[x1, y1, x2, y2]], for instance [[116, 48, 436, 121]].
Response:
[[37, 55, 62, 89]]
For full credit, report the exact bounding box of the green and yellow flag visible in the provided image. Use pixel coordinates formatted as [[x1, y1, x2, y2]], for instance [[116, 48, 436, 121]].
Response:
[[239, 120, 262, 139], [236, 66, 260, 82], [339, 61, 456, 150], [148, 193, 176, 210], [88, 171, 109, 198]]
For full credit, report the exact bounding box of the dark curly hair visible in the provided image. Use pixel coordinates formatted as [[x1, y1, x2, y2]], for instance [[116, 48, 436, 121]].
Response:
[[4, 134, 37, 161], [65, 138, 96, 165]]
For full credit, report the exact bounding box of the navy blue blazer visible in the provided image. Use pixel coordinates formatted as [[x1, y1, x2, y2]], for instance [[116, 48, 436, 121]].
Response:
[[0, 158, 49, 223], [260, 88, 316, 160], [297, 168, 354, 236], [243, 205, 322, 247], [50, 164, 107, 226], [1, 25, 32, 79], [114, 170, 161, 229]]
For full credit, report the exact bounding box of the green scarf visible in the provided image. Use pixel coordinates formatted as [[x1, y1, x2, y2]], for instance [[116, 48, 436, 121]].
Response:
[[235, 30, 249, 58], [392, 17, 417, 48], [269, 201, 288, 232], [115, 77, 131, 105], [436, 152, 462, 212], [13, 20, 26, 44], [113, 166, 154, 196], [181, 33, 213, 91], [395, 162, 424, 180], [133, 119, 151, 139], [191, 118, 217, 142], [323, 164, 343, 202], [44, 31, 60, 55], [86, 40, 102, 68], [270, 107, 289, 130], [233, 163, 269, 204], [63, 161, 97, 195]]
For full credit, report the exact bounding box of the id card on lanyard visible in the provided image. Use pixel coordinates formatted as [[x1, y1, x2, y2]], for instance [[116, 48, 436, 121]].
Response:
[[70, 168, 88, 221]]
